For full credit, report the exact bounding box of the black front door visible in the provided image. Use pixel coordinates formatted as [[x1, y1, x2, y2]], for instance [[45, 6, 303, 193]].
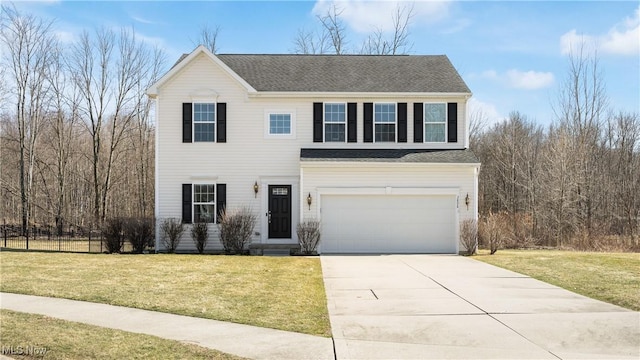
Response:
[[268, 185, 292, 239]]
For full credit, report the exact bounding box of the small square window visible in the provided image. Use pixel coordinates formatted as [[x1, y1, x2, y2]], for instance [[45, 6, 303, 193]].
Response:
[[269, 113, 291, 135], [265, 111, 295, 138]]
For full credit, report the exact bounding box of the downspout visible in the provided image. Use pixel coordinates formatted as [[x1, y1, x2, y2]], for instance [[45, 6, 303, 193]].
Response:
[[154, 96, 160, 253], [474, 166, 479, 221], [299, 166, 304, 222]]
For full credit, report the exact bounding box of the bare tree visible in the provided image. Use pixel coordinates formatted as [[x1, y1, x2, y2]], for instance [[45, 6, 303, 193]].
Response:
[[292, 27, 330, 54], [44, 42, 82, 234], [132, 46, 165, 217], [69, 27, 154, 226], [318, 4, 347, 55], [468, 107, 488, 149], [1, 5, 57, 235], [476, 112, 543, 245], [605, 112, 640, 242], [553, 43, 608, 236], [293, 3, 414, 56], [293, 3, 346, 55], [361, 3, 414, 55], [194, 24, 220, 53]]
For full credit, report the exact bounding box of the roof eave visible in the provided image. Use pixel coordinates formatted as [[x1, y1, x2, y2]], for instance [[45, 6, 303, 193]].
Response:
[[300, 161, 481, 167], [249, 91, 472, 99]]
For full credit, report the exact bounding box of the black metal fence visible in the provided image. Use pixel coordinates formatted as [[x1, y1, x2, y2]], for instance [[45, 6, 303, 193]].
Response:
[[0, 224, 110, 253]]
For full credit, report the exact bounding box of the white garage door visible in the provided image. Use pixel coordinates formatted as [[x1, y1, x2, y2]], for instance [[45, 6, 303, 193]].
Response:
[[321, 194, 457, 253]]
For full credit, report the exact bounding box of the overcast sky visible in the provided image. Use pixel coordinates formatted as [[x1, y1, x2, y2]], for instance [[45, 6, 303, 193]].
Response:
[[10, 0, 640, 127]]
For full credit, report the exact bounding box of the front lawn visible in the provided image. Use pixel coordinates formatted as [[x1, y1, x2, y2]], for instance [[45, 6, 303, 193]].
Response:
[[0, 310, 244, 360], [0, 251, 330, 337], [474, 249, 640, 311]]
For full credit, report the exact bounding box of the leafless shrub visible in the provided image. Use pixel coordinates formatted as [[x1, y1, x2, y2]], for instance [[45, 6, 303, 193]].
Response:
[[460, 219, 478, 256], [103, 217, 125, 253], [479, 213, 504, 255], [297, 219, 321, 254], [160, 218, 184, 253], [218, 207, 256, 255], [124, 217, 154, 254], [190, 222, 209, 254]]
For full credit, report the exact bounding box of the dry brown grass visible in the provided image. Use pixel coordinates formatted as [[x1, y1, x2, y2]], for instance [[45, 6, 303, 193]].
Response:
[[0, 309, 244, 359], [475, 249, 640, 311], [0, 251, 331, 336]]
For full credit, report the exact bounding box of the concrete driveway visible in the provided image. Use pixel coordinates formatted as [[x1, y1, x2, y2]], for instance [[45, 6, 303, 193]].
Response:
[[321, 255, 640, 360]]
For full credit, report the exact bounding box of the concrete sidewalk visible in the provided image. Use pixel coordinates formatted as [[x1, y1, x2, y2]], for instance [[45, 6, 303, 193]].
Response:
[[0, 293, 334, 360], [322, 254, 640, 360]]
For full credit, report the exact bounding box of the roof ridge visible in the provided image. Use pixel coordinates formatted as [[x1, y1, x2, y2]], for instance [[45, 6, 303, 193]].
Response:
[[216, 53, 447, 57]]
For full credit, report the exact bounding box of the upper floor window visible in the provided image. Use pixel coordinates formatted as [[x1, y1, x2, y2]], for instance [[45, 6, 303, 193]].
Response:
[[269, 113, 291, 135], [193, 184, 215, 223], [194, 103, 215, 142], [424, 103, 446, 143], [265, 110, 296, 139], [324, 103, 346, 142], [374, 103, 396, 142]]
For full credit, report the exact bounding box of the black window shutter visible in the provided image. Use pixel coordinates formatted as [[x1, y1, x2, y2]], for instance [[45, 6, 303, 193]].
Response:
[[182, 103, 192, 143], [313, 102, 323, 142], [413, 103, 423, 143], [398, 103, 407, 143], [347, 102, 357, 143], [182, 184, 192, 223], [447, 102, 458, 143], [216, 184, 226, 223], [217, 103, 226, 143], [363, 103, 373, 143]]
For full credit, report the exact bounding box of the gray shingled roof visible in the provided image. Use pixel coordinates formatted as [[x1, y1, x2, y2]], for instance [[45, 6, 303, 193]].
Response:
[[300, 149, 479, 163], [188, 54, 468, 93]]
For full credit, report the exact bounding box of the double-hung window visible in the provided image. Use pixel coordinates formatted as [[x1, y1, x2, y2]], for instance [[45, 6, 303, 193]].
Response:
[[193, 184, 215, 223], [193, 103, 215, 142], [424, 103, 446, 143], [324, 103, 346, 142], [374, 103, 396, 142]]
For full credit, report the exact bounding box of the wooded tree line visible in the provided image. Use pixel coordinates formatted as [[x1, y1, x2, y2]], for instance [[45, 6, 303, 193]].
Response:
[[0, 5, 162, 233], [1, 5, 638, 251], [471, 49, 639, 250]]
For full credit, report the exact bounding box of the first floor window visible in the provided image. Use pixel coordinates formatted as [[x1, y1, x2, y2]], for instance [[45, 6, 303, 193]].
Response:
[[269, 113, 291, 135], [194, 103, 215, 142], [375, 103, 396, 142], [324, 103, 346, 142], [424, 103, 446, 142], [193, 184, 215, 223]]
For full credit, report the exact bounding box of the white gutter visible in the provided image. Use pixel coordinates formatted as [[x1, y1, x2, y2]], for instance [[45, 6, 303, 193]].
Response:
[[248, 91, 473, 99]]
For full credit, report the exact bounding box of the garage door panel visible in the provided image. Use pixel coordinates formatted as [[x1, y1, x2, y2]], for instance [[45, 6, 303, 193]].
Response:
[[321, 195, 457, 253]]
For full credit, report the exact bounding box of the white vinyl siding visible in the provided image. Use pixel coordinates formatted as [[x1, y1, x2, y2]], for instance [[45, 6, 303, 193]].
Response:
[[154, 52, 473, 252]]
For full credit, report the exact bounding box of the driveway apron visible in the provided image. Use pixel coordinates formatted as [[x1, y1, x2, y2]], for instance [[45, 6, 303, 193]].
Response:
[[321, 254, 640, 360]]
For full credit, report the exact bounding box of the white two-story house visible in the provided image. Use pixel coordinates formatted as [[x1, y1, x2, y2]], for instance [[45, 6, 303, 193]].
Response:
[[147, 45, 479, 254]]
